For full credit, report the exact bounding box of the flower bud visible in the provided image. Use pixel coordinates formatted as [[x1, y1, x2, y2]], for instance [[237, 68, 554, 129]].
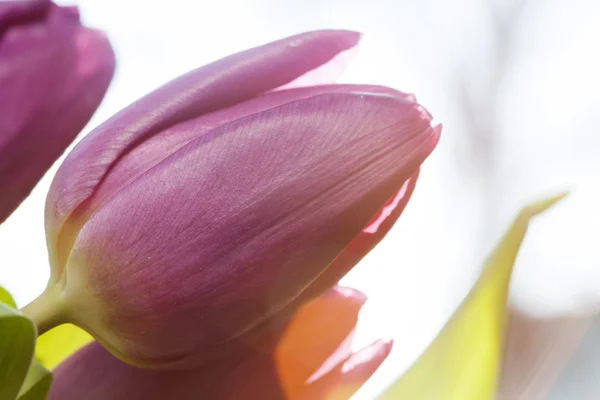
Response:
[[0, 0, 115, 222], [26, 30, 439, 369]]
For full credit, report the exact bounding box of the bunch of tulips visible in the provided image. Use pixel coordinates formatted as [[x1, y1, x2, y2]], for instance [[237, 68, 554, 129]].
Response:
[[0, 1, 570, 400]]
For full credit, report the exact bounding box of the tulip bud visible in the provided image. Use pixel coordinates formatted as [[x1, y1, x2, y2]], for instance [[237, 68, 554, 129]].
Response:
[[0, 0, 115, 223], [49, 286, 392, 400], [24, 30, 439, 369]]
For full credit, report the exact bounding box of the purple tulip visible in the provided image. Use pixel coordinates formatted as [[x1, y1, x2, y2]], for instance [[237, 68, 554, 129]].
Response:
[[25, 30, 440, 370], [0, 0, 115, 223]]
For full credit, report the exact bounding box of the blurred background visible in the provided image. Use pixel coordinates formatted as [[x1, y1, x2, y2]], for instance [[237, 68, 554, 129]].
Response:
[[1, 0, 599, 398]]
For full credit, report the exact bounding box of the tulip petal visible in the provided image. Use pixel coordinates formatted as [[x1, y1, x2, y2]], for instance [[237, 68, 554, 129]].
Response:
[[0, 0, 49, 33], [49, 341, 280, 400], [78, 84, 415, 237], [46, 30, 361, 267], [274, 286, 366, 398], [246, 170, 419, 350], [283, 168, 421, 310], [377, 194, 567, 400], [0, 1, 114, 223], [64, 90, 437, 368], [276, 43, 359, 90], [299, 339, 393, 400], [48, 343, 206, 400]]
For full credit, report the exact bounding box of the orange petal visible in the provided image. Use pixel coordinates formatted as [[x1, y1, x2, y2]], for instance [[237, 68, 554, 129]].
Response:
[[299, 339, 393, 400], [275, 285, 367, 398]]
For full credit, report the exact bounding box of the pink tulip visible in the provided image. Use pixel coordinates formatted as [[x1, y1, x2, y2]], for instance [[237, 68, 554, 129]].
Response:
[[0, 0, 115, 222], [25, 30, 439, 370]]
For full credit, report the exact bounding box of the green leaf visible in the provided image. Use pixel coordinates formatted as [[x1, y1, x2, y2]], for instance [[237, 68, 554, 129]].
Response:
[[0, 287, 54, 399], [16, 360, 52, 400], [0, 286, 17, 309], [35, 324, 93, 370], [378, 194, 567, 400], [0, 302, 36, 400]]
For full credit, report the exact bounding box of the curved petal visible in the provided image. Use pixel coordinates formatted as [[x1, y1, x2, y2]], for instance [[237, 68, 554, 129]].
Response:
[[63, 91, 438, 369], [45, 30, 361, 268], [244, 169, 420, 350], [0, 1, 114, 223], [299, 339, 393, 400], [276, 167, 422, 313], [48, 341, 279, 400], [75, 84, 413, 242], [0, 0, 49, 32], [49, 343, 222, 400], [245, 168, 421, 341], [276, 43, 359, 90], [274, 286, 366, 398]]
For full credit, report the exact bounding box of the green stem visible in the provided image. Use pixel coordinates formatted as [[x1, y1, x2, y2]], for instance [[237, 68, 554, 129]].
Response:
[[21, 285, 65, 336]]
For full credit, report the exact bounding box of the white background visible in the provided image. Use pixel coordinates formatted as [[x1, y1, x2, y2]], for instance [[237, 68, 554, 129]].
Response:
[[1, 0, 599, 398]]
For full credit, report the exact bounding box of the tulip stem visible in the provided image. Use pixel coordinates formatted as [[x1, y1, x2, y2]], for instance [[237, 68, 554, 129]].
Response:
[[21, 285, 65, 336]]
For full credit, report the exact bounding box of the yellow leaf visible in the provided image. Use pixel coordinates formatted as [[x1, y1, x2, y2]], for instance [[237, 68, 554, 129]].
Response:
[[378, 194, 567, 400], [35, 324, 93, 370]]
